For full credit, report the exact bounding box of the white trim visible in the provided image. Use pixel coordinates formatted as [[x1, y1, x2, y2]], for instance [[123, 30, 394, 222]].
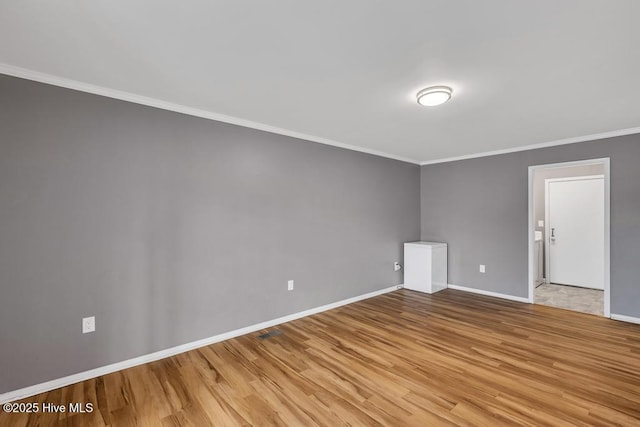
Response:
[[611, 314, 640, 325], [0, 285, 397, 404], [447, 284, 529, 303], [420, 127, 640, 166], [528, 165, 536, 301], [0, 63, 419, 165], [603, 159, 611, 318], [4, 63, 639, 167], [528, 158, 611, 317]]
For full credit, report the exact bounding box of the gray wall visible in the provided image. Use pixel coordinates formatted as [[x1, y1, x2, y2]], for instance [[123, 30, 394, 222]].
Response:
[[420, 134, 640, 316], [534, 163, 605, 278], [0, 74, 420, 394]]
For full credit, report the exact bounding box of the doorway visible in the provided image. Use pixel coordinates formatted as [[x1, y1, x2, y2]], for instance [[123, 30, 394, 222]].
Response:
[[528, 159, 610, 317]]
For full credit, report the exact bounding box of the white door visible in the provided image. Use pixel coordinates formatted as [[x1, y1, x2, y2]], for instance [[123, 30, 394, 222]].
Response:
[[546, 176, 604, 289]]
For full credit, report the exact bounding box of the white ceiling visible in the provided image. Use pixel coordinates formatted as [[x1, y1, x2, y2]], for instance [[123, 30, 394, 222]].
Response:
[[1, 1, 639, 164]]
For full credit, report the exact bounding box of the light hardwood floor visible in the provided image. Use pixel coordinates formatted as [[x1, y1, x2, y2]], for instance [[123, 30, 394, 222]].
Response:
[[2, 289, 640, 426]]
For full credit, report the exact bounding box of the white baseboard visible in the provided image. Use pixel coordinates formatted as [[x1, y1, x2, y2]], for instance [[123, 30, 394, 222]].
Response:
[[610, 314, 640, 325], [447, 284, 530, 303], [0, 286, 397, 404]]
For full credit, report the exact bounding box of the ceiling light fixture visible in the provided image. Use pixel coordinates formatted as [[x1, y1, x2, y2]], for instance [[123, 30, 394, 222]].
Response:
[[416, 86, 452, 107]]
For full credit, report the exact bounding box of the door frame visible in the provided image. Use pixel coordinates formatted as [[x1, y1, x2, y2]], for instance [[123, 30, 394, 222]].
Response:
[[527, 158, 610, 317], [544, 174, 605, 288]]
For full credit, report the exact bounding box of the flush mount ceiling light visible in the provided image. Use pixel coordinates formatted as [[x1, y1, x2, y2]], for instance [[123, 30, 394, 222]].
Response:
[[416, 86, 453, 107]]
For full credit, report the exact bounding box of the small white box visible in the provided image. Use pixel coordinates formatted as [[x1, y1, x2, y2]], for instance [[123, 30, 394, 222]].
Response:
[[403, 241, 448, 294]]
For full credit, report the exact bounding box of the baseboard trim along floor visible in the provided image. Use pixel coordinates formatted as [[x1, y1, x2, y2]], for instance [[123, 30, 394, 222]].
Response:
[[611, 313, 640, 324], [447, 284, 530, 303], [0, 285, 398, 404]]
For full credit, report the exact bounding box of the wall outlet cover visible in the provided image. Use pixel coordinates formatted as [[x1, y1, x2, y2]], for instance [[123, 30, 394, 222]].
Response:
[[479, 265, 486, 273], [82, 316, 95, 334], [287, 280, 294, 291]]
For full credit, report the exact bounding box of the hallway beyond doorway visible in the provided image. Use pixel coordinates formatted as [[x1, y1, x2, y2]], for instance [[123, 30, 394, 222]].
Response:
[[535, 283, 603, 316]]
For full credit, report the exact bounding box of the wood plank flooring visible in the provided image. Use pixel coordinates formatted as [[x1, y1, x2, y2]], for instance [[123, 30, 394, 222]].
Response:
[[2, 289, 640, 426]]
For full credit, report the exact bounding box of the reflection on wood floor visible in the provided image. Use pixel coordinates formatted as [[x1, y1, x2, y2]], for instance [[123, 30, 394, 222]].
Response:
[[2, 289, 639, 426]]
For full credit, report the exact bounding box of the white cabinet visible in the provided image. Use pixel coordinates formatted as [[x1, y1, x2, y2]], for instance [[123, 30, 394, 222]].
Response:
[[403, 241, 448, 294]]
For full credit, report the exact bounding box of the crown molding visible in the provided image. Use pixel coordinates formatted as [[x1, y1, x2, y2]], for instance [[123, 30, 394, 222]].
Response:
[[0, 63, 420, 165], [419, 127, 640, 166], [3, 63, 638, 167]]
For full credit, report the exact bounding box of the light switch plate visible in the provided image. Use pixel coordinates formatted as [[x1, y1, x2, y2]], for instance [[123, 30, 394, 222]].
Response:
[[479, 264, 486, 273], [538, 220, 544, 227]]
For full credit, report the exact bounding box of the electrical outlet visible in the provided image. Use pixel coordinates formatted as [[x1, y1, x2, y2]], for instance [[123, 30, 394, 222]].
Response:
[[394, 262, 401, 271], [538, 220, 544, 227], [82, 316, 95, 334], [479, 264, 486, 273], [287, 280, 294, 291]]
